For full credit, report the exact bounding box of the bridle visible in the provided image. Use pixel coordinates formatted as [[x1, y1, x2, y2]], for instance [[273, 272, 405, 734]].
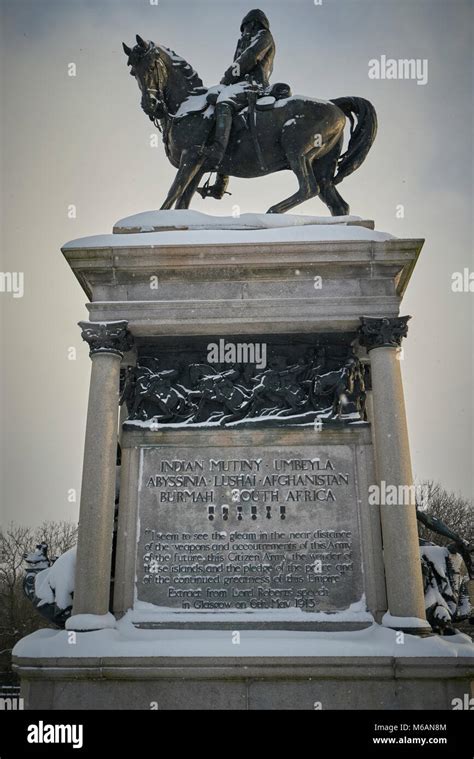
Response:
[[141, 51, 169, 133]]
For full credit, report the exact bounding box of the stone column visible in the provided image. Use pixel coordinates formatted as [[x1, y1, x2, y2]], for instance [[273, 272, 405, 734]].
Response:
[[358, 316, 428, 630], [69, 321, 133, 630]]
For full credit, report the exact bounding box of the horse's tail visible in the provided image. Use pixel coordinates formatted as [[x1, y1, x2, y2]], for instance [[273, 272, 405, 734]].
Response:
[[330, 97, 377, 185]]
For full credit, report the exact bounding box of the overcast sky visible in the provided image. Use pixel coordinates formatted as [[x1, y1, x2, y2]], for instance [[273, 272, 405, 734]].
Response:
[[0, 0, 472, 526]]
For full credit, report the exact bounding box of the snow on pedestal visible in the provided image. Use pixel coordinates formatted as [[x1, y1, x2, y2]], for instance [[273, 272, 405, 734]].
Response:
[[12, 618, 474, 660], [62, 209, 393, 250], [63, 225, 393, 251], [112, 209, 375, 234]]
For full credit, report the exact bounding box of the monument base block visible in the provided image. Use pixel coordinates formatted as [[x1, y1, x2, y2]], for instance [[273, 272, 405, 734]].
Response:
[[14, 625, 474, 710], [16, 655, 474, 711]]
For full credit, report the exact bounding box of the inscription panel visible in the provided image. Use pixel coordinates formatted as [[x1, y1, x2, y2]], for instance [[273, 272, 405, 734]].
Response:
[[135, 445, 364, 612]]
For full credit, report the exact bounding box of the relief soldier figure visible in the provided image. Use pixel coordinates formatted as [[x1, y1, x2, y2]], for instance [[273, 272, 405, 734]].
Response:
[[248, 357, 307, 417], [308, 353, 367, 420], [121, 359, 195, 422]]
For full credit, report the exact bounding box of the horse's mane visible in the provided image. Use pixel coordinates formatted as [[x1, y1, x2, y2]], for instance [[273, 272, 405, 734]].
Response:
[[157, 45, 204, 92]]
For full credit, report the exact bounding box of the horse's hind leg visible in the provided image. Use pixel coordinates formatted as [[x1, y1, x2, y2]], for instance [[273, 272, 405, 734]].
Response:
[[314, 138, 350, 216], [318, 181, 350, 217], [267, 154, 319, 214]]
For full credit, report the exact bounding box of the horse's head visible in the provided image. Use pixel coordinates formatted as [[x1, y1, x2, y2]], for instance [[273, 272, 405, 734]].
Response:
[[122, 35, 167, 120], [123, 35, 205, 120]]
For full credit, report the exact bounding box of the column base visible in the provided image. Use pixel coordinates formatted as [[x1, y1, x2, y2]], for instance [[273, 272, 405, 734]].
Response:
[[66, 613, 117, 632], [386, 626, 434, 637], [381, 612, 432, 636]]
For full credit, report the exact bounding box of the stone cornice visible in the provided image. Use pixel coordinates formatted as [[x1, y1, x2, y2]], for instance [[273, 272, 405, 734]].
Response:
[[63, 237, 424, 302]]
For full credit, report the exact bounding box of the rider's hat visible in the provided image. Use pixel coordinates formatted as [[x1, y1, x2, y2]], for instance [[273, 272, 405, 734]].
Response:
[[240, 9, 270, 31]]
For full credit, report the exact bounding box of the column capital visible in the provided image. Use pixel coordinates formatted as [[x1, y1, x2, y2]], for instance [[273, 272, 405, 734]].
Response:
[[358, 316, 411, 352], [78, 320, 133, 358]]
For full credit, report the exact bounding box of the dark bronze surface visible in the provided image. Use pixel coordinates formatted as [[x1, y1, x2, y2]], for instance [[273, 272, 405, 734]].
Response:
[[120, 335, 369, 428], [123, 11, 377, 214]]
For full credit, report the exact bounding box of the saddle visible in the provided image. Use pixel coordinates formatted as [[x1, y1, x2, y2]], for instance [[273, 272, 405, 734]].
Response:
[[204, 82, 292, 111], [235, 83, 291, 136], [231, 82, 291, 164], [255, 82, 292, 110]]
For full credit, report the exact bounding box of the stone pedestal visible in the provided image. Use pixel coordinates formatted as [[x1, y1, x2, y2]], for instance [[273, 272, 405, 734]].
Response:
[[15, 651, 474, 711], [14, 212, 472, 709]]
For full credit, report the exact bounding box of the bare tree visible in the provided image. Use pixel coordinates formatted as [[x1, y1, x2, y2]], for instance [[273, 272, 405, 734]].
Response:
[[416, 482, 473, 546], [0, 522, 77, 678], [34, 521, 79, 559]]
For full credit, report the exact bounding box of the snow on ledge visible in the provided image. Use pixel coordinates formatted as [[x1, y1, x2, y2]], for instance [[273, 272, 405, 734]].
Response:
[[12, 620, 474, 660], [62, 223, 394, 251], [130, 597, 372, 624], [113, 209, 373, 234]]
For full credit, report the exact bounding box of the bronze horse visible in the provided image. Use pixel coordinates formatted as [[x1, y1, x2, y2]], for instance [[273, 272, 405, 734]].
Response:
[[122, 36, 377, 215]]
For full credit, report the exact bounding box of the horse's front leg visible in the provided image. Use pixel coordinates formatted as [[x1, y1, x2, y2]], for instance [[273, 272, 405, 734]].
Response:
[[175, 166, 205, 209], [160, 149, 205, 210]]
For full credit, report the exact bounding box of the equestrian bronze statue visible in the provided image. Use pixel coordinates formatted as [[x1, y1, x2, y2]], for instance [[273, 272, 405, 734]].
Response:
[[122, 9, 377, 214]]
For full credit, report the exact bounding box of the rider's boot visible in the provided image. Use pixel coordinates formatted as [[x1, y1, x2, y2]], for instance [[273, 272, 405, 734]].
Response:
[[197, 173, 230, 199], [203, 103, 233, 167]]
